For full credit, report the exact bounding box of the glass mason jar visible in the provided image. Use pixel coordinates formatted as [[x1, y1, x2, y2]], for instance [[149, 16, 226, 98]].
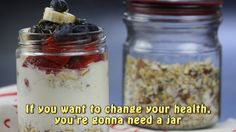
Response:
[[16, 28, 109, 132], [123, 0, 222, 130]]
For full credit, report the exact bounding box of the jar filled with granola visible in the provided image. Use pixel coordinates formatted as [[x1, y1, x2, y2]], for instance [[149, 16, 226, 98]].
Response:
[[123, 0, 222, 130], [16, 0, 109, 132]]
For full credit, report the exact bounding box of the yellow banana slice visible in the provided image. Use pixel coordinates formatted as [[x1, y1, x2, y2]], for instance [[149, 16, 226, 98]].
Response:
[[43, 7, 76, 24]]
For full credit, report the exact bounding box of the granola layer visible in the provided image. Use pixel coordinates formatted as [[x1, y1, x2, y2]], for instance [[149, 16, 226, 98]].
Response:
[[124, 55, 220, 129]]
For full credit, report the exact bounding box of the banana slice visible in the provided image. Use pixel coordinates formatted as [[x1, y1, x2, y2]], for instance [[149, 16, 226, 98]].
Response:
[[43, 7, 76, 24]]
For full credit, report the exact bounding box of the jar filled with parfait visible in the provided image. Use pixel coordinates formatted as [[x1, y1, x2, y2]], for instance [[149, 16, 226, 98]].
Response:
[[16, 0, 109, 132], [123, 0, 222, 130]]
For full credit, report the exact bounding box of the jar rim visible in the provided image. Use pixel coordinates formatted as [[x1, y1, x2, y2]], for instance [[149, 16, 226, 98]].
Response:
[[18, 27, 106, 45], [19, 27, 104, 36]]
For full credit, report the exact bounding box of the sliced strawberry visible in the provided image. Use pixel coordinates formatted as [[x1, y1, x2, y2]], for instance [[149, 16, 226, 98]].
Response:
[[66, 57, 84, 69], [81, 54, 104, 65], [43, 55, 70, 66], [83, 44, 98, 51], [23, 56, 62, 74], [67, 54, 104, 69], [42, 37, 74, 66]]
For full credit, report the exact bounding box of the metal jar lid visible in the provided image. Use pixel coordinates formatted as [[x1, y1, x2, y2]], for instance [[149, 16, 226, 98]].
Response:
[[126, 0, 223, 15]]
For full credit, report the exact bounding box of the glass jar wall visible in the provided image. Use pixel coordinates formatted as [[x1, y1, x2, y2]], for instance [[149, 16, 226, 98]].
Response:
[[16, 28, 109, 132], [123, 0, 222, 130]]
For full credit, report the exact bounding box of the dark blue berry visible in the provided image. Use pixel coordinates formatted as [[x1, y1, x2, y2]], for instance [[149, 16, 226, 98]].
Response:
[[72, 25, 89, 33], [53, 24, 73, 41], [74, 19, 87, 25], [50, 0, 68, 12], [31, 25, 43, 33], [88, 23, 99, 32], [38, 20, 59, 33]]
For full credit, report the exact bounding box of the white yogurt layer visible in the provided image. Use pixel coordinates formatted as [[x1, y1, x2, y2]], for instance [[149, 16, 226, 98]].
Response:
[[17, 58, 109, 132]]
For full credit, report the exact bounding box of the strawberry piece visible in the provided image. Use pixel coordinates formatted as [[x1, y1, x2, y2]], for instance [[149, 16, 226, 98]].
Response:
[[24, 78, 31, 92], [67, 57, 84, 69], [42, 37, 74, 66], [67, 54, 104, 69], [81, 54, 104, 65], [23, 56, 62, 74], [4, 118, 10, 128], [44, 55, 70, 66], [24, 78, 30, 88]]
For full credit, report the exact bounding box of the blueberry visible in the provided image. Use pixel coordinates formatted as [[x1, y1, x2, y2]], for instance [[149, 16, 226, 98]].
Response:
[[50, 0, 68, 12], [38, 20, 59, 33], [88, 23, 99, 32], [39, 20, 57, 27], [72, 25, 89, 33], [72, 23, 99, 33], [31, 25, 43, 33], [74, 19, 87, 25], [53, 24, 73, 41]]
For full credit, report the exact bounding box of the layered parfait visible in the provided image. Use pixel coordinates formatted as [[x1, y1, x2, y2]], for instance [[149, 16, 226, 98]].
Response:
[[16, 0, 108, 132]]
